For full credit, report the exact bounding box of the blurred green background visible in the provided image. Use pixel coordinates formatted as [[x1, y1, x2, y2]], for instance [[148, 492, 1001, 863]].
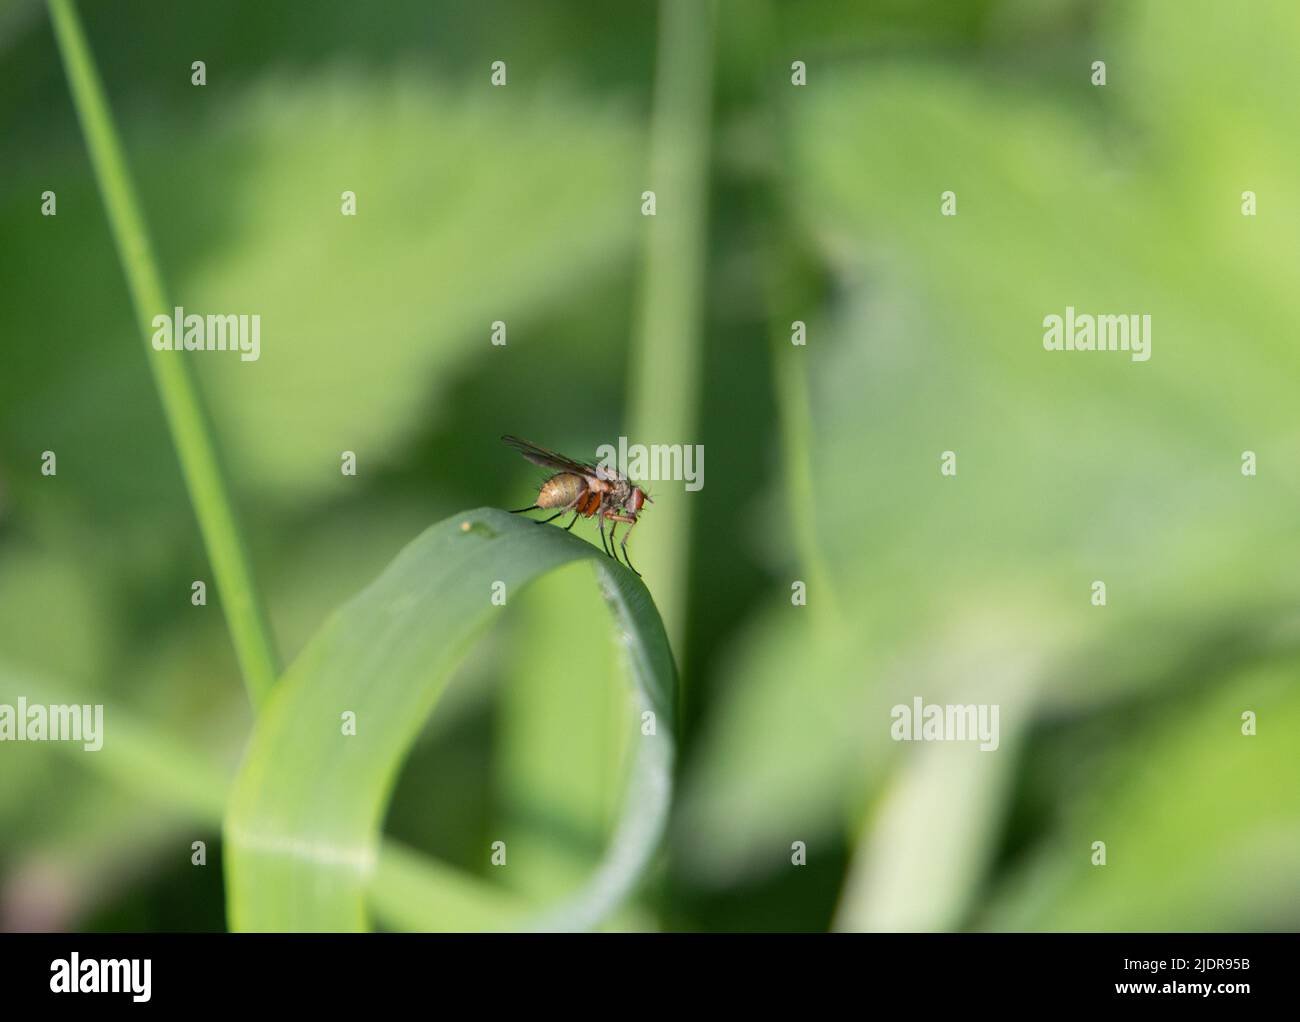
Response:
[[2, 0, 1298, 931]]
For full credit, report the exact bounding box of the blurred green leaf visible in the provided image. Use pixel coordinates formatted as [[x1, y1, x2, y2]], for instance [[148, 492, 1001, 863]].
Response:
[[674, 602, 866, 884], [0, 665, 230, 825], [0, 544, 112, 690], [979, 658, 1300, 930], [180, 72, 643, 503]]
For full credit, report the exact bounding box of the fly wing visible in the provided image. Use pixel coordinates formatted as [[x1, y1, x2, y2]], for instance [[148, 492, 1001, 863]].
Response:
[[501, 435, 600, 477]]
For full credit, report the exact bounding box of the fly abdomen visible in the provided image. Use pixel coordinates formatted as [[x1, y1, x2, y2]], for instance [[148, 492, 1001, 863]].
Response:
[[537, 472, 586, 509]]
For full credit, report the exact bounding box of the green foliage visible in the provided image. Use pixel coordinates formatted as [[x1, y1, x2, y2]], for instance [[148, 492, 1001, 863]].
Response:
[[4, 0, 1297, 934], [680, 0, 1300, 929]]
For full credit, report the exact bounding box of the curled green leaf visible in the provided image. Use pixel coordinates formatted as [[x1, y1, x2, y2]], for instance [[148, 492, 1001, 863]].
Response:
[[224, 508, 677, 931]]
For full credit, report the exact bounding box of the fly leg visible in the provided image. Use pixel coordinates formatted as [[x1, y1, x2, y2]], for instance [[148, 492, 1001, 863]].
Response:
[[598, 513, 613, 557], [618, 519, 639, 577], [538, 510, 566, 525], [604, 512, 640, 576], [508, 504, 540, 514]]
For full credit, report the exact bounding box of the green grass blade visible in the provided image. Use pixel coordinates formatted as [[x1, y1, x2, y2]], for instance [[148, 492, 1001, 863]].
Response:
[[47, 0, 279, 705], [626, 0, 716, 649], [223, 508, 678, 931]]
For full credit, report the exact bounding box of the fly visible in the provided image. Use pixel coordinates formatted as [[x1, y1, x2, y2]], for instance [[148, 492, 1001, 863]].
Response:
[[502, 434, 652, 577]]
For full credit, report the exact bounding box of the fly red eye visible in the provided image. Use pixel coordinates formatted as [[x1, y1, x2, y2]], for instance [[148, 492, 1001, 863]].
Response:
[[630, 487, 646, 512]]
